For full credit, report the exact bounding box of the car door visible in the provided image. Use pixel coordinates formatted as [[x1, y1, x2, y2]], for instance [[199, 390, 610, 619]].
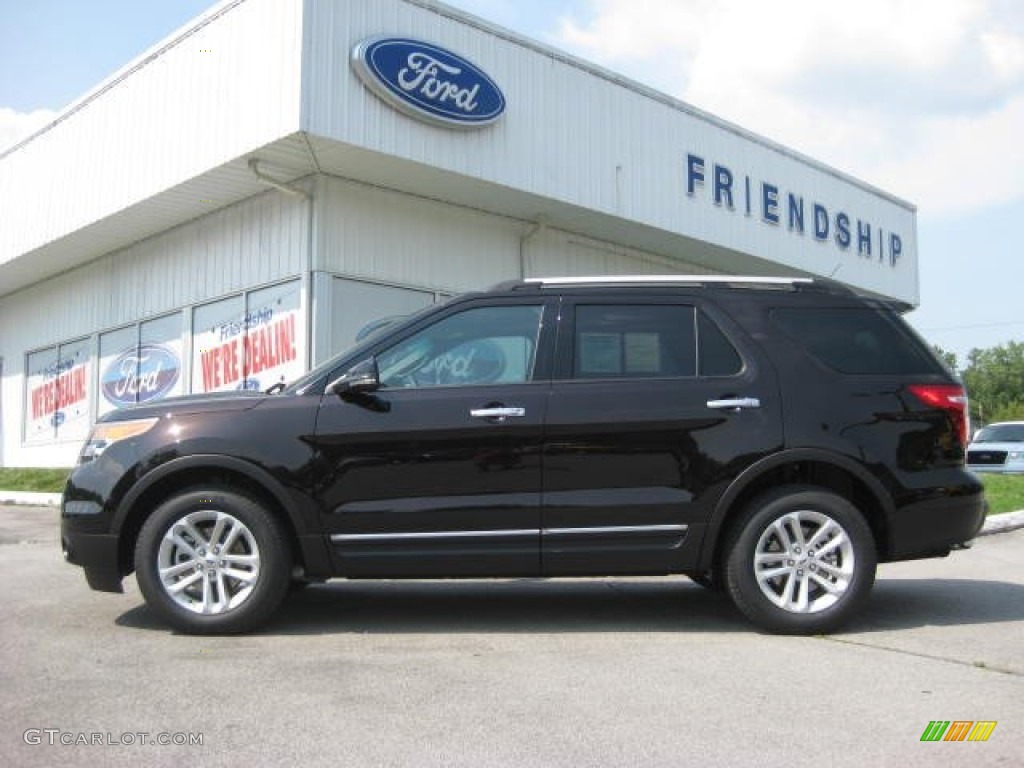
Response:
[[541, 296, 783, 575], [312, 298, 555, 577]]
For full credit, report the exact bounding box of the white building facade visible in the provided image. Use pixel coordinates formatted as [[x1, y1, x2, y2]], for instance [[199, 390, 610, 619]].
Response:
[[0, 0, 918, 468]]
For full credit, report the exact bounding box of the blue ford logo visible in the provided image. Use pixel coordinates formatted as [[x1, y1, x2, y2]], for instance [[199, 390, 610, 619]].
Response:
[[352, 37, 505, 128], [102, 344, 180, 407]]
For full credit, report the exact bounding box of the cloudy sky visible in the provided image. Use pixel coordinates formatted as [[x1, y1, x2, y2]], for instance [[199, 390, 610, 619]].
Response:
[[2, 0, 1022, 365]]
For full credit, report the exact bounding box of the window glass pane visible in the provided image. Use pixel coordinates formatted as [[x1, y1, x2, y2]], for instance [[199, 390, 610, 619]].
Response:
[[245, 281, 303, 392], [99, 326, 139, 416], [25, 347, 60, 444], [698, 311, 742, 376], [332, 279, 435, 354], [99, 314, 184, 415], [771, 307, 940, 374], [140, 314, 185, 402], [192, 285, 305, 394], [573, 305, 696, 379], [56, 338, 92, 441], [379, 305, 542, 388], [192, 295, 245, 393], [25, 341, 90, 443]]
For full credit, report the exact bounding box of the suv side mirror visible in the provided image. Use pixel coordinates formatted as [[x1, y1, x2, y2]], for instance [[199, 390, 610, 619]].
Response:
[[328, 358, 380, 397]]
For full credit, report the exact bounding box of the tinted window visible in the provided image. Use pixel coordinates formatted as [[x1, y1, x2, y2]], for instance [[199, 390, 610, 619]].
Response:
[[772, 307, 940, 374], [698, 311, 742, 376], [573, 305, 697, 378], [378, 305, 542, 388]]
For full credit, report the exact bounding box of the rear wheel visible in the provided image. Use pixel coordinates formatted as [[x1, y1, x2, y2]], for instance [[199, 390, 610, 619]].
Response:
[[135, 488, 291, 634], [724, 486, 876, 634]]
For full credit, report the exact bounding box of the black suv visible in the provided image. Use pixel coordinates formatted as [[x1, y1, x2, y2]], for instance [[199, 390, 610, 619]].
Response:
[[62, 276, 985, 635]]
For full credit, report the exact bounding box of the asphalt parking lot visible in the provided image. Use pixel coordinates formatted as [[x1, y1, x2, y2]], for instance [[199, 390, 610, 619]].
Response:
[[1, 504, 1022, 768]]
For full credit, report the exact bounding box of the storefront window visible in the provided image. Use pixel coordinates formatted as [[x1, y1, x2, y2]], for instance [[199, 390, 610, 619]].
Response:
[[98, 314, 183, 416], [191, 281, 303, 393], [24, 339, 91, 444], [331, 278, 436, 355]]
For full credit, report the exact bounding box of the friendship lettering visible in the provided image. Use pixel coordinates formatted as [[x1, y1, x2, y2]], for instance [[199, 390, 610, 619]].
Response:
[[686, 153, 903, 267]]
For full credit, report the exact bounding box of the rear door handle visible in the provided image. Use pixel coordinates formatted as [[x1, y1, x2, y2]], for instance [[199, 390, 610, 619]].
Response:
[[470, 407, 526, 421], [707, 397, 761, 411]]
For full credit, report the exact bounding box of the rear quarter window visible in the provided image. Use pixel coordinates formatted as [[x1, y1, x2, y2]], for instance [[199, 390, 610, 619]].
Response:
[[771, 307, 941, 374]]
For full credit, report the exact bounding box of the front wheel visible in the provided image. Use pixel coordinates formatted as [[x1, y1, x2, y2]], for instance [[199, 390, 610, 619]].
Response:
[[724, 486, 877, 634], [135, 488, 292, 634]]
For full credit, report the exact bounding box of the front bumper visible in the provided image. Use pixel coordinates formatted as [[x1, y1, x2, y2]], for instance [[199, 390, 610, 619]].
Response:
[[61, 525, 124, 592], [62, 488, 126, 593], [967, 464, 1024, 474]]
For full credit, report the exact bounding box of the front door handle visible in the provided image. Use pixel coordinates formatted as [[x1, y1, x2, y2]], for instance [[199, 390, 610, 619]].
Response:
[[470, 406, 526, 421], [707, 397, 761, 411]]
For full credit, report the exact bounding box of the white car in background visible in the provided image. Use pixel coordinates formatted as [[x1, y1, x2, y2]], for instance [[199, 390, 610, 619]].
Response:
[[967, 421, 1024, 473]]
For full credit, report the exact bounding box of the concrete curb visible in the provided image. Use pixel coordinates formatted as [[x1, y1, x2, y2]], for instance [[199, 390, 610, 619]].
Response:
[[0, 491, 62, 507], [977, 509, 1024, 536], [2, 491, 1023, 535]]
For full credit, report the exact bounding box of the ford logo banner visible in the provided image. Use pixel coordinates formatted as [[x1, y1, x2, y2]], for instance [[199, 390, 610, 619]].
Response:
[[351, 37, 505, 128], [102, 344, 180, 407]]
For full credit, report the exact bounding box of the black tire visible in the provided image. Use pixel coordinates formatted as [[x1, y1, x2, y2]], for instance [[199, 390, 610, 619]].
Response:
[[723, 486, 876, 634], [135, 487, 292, 634]]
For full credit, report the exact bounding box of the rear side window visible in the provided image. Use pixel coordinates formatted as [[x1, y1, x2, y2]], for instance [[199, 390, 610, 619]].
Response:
[[771, 307, 940, 374], [572, 305, 742, 379]]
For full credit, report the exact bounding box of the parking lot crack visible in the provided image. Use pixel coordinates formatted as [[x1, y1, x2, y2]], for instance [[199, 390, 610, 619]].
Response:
[[821, 636, 1021, 678]]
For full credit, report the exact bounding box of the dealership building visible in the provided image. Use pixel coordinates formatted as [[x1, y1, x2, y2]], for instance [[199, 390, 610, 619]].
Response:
[[0, 0, 918, 468]]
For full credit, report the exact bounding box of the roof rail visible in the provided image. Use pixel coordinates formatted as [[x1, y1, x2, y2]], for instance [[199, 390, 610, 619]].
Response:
[[521, 275, 812, 288], [490, 275, 859, 297]]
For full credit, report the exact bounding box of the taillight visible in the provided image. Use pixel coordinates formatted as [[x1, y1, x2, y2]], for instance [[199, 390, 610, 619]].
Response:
[[907, 384, 969, 446]]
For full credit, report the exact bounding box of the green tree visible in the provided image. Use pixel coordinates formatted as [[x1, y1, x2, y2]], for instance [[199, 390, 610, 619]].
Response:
[[962, 341, 1024, 425], [931, 345, 958, 373]]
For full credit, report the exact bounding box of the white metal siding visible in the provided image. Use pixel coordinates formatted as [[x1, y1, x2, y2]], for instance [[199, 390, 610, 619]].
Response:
[[0, 190, 308, 349], [303, 0, 917, 304], [0, 0, 304, 266], [315, 175, 522, 292], [314, 175, 710, 293], [528, 230, 714, 279]]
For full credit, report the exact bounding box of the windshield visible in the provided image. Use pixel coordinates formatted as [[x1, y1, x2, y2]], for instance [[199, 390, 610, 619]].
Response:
[[280, 301, 446, 395], [973, 424, 1024, 443]]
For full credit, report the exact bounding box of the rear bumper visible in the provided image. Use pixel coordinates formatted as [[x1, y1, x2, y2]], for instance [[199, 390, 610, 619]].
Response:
[[886, 489, 987, 561]]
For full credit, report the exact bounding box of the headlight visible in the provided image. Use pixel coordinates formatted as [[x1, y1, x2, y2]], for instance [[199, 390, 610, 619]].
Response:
[[80, 417, 158, 463], [1008, 451, 1024, 461]]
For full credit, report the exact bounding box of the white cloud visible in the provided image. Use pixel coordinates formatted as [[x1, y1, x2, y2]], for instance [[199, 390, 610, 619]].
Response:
[[557, 0, 1024, 213], [0, 107, 58, 154]]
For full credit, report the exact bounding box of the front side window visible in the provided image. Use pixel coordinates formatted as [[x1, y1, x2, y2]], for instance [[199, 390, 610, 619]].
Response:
[[378, 305, 543, 389]]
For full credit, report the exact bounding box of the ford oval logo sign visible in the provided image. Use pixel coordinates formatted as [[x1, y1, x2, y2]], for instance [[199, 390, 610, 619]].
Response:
[[352, 37, 505, 128], [102, 344, 180, 407]]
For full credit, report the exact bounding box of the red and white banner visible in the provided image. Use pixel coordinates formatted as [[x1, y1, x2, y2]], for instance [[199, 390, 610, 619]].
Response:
[[25, 340, 91, 443], [192, 287, 304, 394]]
